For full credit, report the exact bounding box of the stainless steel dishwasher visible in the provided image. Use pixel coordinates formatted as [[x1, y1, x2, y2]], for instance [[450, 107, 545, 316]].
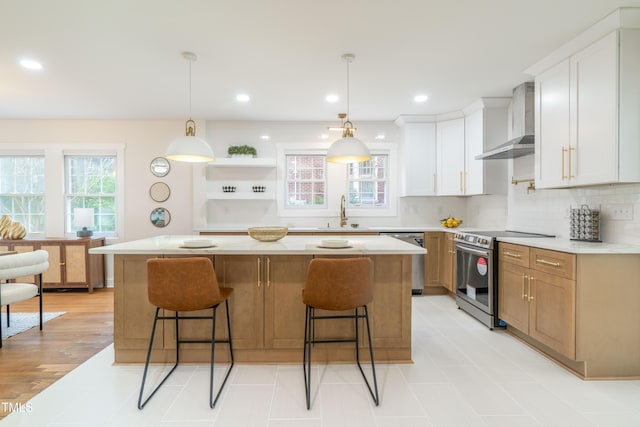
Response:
[[379, 232, 425, 295]]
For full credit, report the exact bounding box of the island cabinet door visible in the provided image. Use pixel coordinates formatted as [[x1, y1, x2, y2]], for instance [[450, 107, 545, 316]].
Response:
[[368, 255, 412, 350], [529, 270, 576, 360], [498, 260, 530, 333], [214, 255, 264, 349], [263, 255, 312, 349], [114, 255, 165, 361]]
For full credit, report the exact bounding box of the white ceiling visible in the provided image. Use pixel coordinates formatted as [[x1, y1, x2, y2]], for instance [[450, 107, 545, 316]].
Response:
[[2, 0, 639, 122]]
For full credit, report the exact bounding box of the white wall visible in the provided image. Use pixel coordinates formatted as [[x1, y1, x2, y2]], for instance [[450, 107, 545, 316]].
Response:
[[2, 118, 637, 252], [200, 120, 471, 229], [0, 119, 204, 242]]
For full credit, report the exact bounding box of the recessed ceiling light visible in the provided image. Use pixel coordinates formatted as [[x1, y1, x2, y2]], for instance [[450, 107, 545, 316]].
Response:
[[320, 134, 329, 140], [236, 94, 250, 102], [260, 135, 270, 140], [375, 134, 385, 140], [19, 59, 43, 70], [325, 94, 339, 103], [414, 94, 428, 103]]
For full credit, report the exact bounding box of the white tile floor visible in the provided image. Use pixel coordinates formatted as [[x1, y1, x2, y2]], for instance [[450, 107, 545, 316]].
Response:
[[3, 295, 640, 426]]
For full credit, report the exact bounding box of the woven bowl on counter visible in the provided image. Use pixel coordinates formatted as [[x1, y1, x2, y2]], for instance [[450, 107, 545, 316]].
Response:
[[247, 226, 288, 242]]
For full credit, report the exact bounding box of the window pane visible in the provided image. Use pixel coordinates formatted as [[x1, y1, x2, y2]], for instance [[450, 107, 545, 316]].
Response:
[[0, 156, 45, 233], [285, 154, 326, 208], [347, 154, 387, 207], [65, 156, 117, 234]]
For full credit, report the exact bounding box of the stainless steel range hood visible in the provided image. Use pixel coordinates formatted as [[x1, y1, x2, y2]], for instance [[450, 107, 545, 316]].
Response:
[[476, 82, 534, 160]]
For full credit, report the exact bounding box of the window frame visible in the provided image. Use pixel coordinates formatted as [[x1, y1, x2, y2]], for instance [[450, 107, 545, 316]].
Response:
[[276, 142, 397, 219], [0, 144, 125, 239], [0, 154, 46, 233], [347, 154, 389, 209], [64, 155, 118, 237], [284, 154, 327, 209]]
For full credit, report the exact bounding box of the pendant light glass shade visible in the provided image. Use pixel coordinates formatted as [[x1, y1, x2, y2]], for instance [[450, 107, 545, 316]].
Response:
[[326, 121, 371, 163], [326, 53, 371, 164], [166, 52, 214, 163], [166, 119, 214, 163]]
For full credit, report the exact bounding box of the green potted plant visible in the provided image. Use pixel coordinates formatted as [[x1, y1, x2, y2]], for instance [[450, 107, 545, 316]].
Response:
[[227, 145, 257, 158]]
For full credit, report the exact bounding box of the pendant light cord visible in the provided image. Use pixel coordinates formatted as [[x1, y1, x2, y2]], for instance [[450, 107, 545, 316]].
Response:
[[188, 56, 192, 120], [345, 57, 350, 120]]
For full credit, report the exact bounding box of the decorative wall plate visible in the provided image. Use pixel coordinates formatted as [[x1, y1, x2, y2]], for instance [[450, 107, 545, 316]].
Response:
[[150, 157, 171, 177], [149, 182, 171, 202], [150, 207, 171, 227]]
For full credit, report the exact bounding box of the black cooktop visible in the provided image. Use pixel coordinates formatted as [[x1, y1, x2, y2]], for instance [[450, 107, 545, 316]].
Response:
[[454, 230, 554, 249], [470, 230, 554, 239]]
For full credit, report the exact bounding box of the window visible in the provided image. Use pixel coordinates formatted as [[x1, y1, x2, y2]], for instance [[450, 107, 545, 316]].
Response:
[[348, 155, 388, 207], [65, 156, 117, 235], [0, 156, 45, 232], [285, 155, 326, 208]]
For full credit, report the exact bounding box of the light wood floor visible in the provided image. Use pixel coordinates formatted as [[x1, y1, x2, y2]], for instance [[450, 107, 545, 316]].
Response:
[[0, 288, 114, 420]]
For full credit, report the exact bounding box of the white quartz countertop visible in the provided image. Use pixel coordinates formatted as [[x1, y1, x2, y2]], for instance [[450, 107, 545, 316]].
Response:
[[90, 235, 427, 255], [196, 226, 445, 233], [497, 237, 640, 254]]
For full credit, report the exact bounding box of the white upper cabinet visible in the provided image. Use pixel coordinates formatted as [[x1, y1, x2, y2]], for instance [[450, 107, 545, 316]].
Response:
[[436, 118, 465, 195], [532, 22, 640, 188], [464, 100, 509, 195], [535, 58, 571, 188], [569, 31, 619, 186], [396, 100, 508, 197], [396, 119, 437, 196]]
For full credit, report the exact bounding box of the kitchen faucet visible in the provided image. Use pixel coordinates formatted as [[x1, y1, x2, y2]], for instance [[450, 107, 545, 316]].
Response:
[[340, 194, 348, 227]]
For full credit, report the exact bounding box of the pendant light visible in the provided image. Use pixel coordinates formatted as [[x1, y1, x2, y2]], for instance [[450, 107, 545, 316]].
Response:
[[166, 52, 215, 163], [326, 53, 371, 163]]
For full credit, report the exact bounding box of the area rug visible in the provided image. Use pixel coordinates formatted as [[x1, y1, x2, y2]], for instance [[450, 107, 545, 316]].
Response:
[[1, 312, 65, 340]]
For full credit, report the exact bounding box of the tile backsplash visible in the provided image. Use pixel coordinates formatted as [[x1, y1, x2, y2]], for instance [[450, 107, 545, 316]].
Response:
[[506, 181, 640, 244]]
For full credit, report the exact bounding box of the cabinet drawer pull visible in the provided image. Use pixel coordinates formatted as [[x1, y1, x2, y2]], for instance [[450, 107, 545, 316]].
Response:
[[568, 146, 575, 179], [266, 257, 271, 288], [503, 251, 521, 259], [522, 274, 528, 300], [536, 258, 561, 267], [257, 257, 262, 288]]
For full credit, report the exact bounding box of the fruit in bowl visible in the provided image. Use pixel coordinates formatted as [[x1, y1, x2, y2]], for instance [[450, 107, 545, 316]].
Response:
[[441, 216, 462, 228]]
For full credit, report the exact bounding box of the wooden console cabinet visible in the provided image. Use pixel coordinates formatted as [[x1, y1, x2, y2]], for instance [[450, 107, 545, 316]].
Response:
[[0, 237, 105, 292]]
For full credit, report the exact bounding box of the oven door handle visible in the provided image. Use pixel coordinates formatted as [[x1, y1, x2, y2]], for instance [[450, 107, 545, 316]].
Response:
[[455, 243, 490, 258]]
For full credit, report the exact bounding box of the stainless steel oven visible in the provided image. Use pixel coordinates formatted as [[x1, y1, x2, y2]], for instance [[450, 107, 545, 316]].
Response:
[[455, 235, 497, 329], [454, 230, 553, 329]]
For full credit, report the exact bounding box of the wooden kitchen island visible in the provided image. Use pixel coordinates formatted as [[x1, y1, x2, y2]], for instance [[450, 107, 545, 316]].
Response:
[[90, 235, 425, 364]]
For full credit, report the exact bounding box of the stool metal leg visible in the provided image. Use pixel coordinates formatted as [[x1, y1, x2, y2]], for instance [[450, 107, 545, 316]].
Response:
[[303, 305, 312, 409], [138, 309, 180, 409], [210, 299, 234, 408], [360, 305, 379, 406]]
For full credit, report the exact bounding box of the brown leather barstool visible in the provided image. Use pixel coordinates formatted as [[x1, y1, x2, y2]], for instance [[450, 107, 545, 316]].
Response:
[[138, 257, 234, 409], [302, 257, 379, 409]]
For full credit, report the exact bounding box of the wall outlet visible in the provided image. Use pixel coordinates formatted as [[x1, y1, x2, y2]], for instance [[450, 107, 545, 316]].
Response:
[[607, 204, 634, 220]]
